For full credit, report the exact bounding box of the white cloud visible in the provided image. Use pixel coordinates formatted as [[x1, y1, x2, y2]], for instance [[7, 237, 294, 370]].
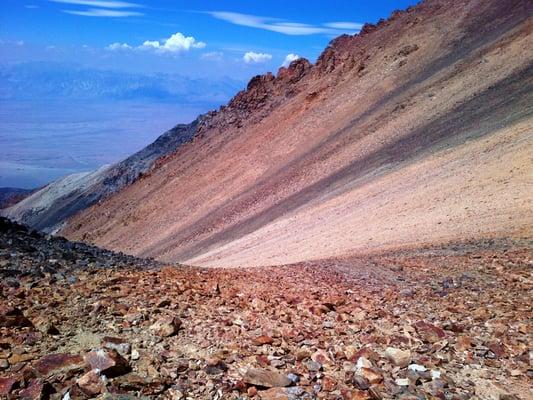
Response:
[[243, 51, 272, 64], [281, 53, 300, 67], [139, 32, 206, 53], [106, 42, 132, 50], [201, 51, 223, 61], [53, 0, 142, 17], [208, 11, 362, 36], [106, 32, 206, 54], [324, 22, 364, 30], [50, 0, 141, 8], [63, 8, 142, 17]]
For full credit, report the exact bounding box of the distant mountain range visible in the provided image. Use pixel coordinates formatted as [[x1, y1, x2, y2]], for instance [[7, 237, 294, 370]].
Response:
[[0, 62, 244, 189], [0, 62, 244, 104]]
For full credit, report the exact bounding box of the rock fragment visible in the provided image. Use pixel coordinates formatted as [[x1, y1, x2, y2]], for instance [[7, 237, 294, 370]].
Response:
[[253, 335, 274, 345], [18, 379, 50, 400], [77, 369, 106, 396], [242, 368, 291, 388], [150, 315, 181, 337], [413, 321, 446, 343], [0, 377, 18, 396], [84, 349, 130, 377], [33, 353, 84, 378], [101, 336, 131, 357], [384, 347, 411, 368], [0, 306, 33, 328]]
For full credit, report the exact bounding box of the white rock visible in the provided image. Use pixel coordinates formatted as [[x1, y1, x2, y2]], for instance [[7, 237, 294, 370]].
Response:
[[408, 364, 427, 372], [356, 356, 372, 370], [131, 349, 140, 360], [431, 370, 441, 379]]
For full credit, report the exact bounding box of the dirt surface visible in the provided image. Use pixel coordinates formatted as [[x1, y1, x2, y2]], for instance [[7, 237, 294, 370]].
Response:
[[1, 218, 532, 399], [62, 0, 533, 267]]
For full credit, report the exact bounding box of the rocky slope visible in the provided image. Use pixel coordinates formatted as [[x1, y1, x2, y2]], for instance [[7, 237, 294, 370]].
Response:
[[0, 217, 531, 399], [2, 120, 201, 233], [0, 188, 32, 209], [62, 0, 532, 266]]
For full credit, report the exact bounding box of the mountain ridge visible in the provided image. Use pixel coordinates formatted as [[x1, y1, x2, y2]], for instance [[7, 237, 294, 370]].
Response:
[[59, 0, 533, 267], [1, 120, 201, 232]]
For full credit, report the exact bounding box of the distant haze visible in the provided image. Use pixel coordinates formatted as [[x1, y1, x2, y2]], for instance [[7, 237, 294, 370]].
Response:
[[0, 62, 244, 188]]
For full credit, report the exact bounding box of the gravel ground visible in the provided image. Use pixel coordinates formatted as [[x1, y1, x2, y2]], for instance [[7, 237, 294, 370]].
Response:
[[1, 218, 531, 399]]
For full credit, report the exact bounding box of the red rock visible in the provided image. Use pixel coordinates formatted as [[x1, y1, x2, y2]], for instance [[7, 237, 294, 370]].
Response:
[[18, 379, 50, 400], [413, 321, 446, 343], [150, 315, 181, 337], [360, 367, 382, 385], [84, 349, 130, 377], [33, 353, 84, 378], [247, 386, 258, 396], [455, 336, 472, 351], [77, 369, 105, 396], [322, 376, 337, 391], [8, 353, 34, 365], [256, 355, 271, 367], [242, 368, 291, 388], [311, 349, 331, 365], [253, 335, 274, 346], [356, 357, 383, 385], [257, 387, 290, 400], [488, 342, 506, 358], [295, 349, 311, 361], [0, 376, 18, 395], [350, 347, 378, 363], [0, 306, 33, 328]]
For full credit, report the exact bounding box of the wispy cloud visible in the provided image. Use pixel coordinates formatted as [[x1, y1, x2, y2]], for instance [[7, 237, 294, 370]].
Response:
[[0, 39, 25, 46], [201, 51, 223, 61], [243, 51, 272, 64], [50, 0, 142, 8], [62, 8, 142, 17], [106, 42, 132, 50], [208, 11, 362, 36], [52, 0, 143, 17], [106, 32, 206, 54], [324, 22, 363, 30]]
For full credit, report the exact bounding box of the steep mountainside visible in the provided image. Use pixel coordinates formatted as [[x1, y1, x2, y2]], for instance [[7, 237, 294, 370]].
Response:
[[62, 0, 533, 267], [0, 188, 32, 209], [2, 120, 200, 232]]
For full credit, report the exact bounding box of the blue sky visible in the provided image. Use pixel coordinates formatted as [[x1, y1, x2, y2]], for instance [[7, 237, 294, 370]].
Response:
[[1, 0, 417, 79]]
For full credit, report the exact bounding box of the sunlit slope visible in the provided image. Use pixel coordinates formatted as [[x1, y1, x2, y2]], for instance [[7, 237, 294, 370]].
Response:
[[63, 0, 533, 267]]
